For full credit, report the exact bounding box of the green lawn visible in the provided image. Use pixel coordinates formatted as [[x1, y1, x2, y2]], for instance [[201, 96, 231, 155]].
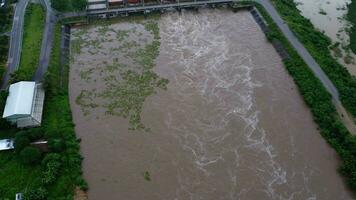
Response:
[[0, 153, 41, 199], [348, 0, 356, 54], [13, 3, 45, 82]]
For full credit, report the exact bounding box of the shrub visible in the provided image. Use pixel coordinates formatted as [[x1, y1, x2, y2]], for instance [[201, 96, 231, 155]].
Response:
[[14, 132, 30, 152], [23, 187, 48, 200], [20, 146, 41, 165], [27, 128, 44, 140], [48, 138, 65, 152], [348, 0, 356, 54]]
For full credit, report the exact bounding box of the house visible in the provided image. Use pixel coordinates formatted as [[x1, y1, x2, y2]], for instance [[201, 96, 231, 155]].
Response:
[[2, 81, 45, 128]]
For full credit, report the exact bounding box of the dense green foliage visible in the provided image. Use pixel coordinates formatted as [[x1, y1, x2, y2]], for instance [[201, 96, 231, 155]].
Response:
[[20, 147, 42, 165], [51, 0, 87, 12], [0, 4, 14, 33], [37, 23, 87, 198], [348, 0, 356, 54], [0, 36, 9, 83], [0, 3, 14, 84], [270, 0, 356, 120], [235, 1, 356, 191], [11, 3, 45, 82]]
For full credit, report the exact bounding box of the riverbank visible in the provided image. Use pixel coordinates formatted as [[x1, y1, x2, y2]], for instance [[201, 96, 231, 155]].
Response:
[[236, 1, 356, 192], [294, 0, 356, 75], [266, 0, 356, 121]]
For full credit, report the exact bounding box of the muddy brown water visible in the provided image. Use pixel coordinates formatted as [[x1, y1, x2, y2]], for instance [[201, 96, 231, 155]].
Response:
[[69, 9, 354, 200]]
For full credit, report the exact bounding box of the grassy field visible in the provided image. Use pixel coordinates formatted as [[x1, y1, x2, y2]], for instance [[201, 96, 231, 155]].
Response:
[[0, 154, 41, 199], [348, 0, 356, 54], [13, 3, 45, 82]]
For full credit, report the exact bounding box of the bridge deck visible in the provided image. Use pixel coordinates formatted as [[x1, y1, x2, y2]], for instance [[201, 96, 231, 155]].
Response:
[[60, 0, 236, 19], [88, 0, 234, 15]]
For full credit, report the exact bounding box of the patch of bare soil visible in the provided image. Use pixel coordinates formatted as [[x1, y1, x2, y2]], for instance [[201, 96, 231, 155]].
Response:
[[74, 187, 88, 200]]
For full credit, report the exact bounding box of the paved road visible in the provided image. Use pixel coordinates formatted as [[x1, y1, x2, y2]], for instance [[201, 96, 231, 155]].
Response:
[[1, 0, 30, 89], [33, 0, 57, 82], [256, 0, 339, 100]]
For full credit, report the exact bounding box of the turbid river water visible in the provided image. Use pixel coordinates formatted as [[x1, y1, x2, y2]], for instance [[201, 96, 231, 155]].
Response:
[[69, 9, 354, 199], [294, 0, 356, 75]]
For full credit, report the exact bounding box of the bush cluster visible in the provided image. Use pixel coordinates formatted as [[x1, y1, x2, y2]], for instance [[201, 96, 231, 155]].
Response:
[[348, 0, 356, 54], [0, 4, 14, 84]]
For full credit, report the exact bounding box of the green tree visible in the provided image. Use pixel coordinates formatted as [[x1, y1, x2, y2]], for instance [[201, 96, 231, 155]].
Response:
[[72, 0, 87, 11], [50, 0, 68, 12], [20, 146, 41, 165], [14, 131, 30, 152]]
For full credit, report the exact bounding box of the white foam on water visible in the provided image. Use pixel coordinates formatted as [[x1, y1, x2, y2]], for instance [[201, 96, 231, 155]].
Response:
[[158, 10, 307, 199]]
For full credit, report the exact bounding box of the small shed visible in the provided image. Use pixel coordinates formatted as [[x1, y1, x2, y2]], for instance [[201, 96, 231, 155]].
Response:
[[2, 81, 45, 128], [0, 139, 14, 151]]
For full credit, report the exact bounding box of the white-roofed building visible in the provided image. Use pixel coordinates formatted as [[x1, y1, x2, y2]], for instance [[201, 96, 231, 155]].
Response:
[[2, 81, 45, 128]]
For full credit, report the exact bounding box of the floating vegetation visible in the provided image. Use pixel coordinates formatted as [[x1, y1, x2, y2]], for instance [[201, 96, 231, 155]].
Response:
[[143, 171, 151, 181], [75, 90, 98, 116], [115, 30, 130, 41], [73, 19, 168, 131], [79, 68, 95, 82], [144, 20, 160, 40]]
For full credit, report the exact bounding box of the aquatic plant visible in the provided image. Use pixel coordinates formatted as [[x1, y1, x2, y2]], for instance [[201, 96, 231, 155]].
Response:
[[143, 171, 151, 181], [74, 19, 168, 131]]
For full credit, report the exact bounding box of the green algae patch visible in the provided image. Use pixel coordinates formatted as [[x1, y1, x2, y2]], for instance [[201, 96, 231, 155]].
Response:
[[71, 19, 168, 131]]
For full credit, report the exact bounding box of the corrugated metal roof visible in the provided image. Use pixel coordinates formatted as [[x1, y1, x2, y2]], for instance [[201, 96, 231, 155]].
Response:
[[2, 81, 36, 118], [88, 3, 107, 10]]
